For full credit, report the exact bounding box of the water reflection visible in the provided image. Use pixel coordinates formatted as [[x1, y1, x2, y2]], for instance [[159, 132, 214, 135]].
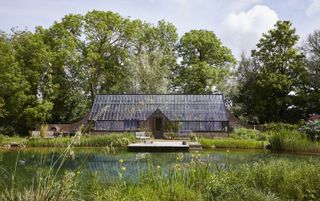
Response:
[[0, 148, 319, 187]]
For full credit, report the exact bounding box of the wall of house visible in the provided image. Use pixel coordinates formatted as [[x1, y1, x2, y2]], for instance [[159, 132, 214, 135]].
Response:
[[94, 120, 229, 132]]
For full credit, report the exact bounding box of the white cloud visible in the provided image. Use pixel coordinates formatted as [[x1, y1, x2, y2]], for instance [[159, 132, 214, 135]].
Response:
[[221, 5, 278, 58], [306, 0, 320, 16]]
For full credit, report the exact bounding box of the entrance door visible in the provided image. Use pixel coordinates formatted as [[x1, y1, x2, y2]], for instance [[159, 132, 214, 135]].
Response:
[[154, 117, 163, 139]]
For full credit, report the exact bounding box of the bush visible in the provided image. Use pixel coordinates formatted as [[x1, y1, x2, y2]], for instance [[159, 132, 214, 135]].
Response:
[[40, 124, 48, 138], [0, 126, 16, 136], [0, 135, 3, 144], [26, 133, 135, 148], [268, 128, 320, 153], [205, 160, 320, 201], [199, 138, 265, 149], [262, 122, 298, 132], [230, 128, 266, 141], [300, 120, 320, 140]]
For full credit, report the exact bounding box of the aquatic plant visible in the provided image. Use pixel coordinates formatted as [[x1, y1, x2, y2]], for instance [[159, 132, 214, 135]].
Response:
[[199, 138, 265, 149], [26, 133, 135, 148], [268, 129, 320, 153]]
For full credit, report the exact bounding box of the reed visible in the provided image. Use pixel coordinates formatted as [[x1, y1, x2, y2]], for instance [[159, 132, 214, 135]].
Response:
[[268, 129, 320, 153], [25, 133, 135, 148], [199, 138, 265, 149]]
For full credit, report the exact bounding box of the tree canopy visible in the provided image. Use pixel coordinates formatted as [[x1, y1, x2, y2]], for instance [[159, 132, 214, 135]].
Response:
[[1, 11, 319, 135], [233, 21, 307, 123]]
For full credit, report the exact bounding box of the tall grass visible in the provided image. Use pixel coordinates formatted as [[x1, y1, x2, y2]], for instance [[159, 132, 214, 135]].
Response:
[[199, 138, 265, 149], [268, 129, 320, 153], [1, 130, 83, 201], [2, 140, 320, 201], [230, 128, 266, 141], [26, 133, 135, 148], [205, 159, 320, 201], [80, 158, 320, 201]]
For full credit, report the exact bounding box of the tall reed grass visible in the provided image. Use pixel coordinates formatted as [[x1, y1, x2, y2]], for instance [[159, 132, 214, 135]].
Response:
[[26, 133, 135, 148], [268, 129, 320, 153], [2, 139, 320, 201], [199, 138, 265, 149]]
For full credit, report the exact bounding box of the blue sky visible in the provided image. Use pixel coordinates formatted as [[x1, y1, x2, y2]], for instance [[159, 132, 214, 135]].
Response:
[[1, 0, 319, 58]]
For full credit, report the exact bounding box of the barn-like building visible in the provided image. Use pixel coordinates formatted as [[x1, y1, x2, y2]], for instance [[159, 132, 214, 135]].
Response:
[[88, 94, 229, 138]]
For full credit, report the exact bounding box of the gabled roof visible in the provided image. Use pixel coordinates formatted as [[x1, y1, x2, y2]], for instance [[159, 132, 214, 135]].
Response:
[[89, 94, 228, 122]]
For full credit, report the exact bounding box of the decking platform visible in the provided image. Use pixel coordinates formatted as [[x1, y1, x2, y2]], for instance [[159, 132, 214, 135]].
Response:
[[128, 141, 190, 152]]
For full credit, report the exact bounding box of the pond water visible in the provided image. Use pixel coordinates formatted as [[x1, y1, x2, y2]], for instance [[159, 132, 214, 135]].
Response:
[[0, 148, 319, 189]]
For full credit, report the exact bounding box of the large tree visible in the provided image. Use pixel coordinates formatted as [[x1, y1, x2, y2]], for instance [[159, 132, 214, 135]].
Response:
[[171, 30, 235, 94], [0, 29, 62, 134], [126, 20, 178, 93], [234, 21, 307, 123], [45, 14, 89, 123], [302, 30, 320, 116], [83, 10, 137, 101]]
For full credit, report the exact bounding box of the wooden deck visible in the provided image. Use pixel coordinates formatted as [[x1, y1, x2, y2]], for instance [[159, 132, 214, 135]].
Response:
[[128, 141, 190, 152], [127, 141, 202, 152]]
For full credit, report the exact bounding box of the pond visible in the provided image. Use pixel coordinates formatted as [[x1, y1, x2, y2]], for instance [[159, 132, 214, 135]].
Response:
[[0, 148, 319, 190]]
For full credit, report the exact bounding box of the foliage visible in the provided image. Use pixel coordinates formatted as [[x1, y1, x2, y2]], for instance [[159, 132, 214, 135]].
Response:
[[300, 120, 320, 140], [126, 20, 178, 93], [199, 138, 265, 149], [171, 29, 235, 93], [0, 11, 181, 135], [302, 30, 320, 115], [262, 122, 299, 132], [230, 128, 266, 141], [39, 124, 48, 138], [165, 121, 180, 132], [1, 171, 80, 201], [26, 133, 134, 147], [4, 149, 320, 201], [268, 128, 320, 153], [233, 21, 307, 123], [206, 160, 320, 201]]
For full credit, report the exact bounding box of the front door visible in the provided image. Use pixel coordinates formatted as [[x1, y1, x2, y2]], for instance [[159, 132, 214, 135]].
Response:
[[154, 117, 163, 139]]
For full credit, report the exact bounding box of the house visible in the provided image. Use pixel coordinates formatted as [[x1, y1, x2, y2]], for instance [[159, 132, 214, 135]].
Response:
[[88, 94, 229, 138]]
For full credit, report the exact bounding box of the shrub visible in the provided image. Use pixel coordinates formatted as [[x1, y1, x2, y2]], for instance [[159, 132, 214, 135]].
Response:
[[262, 122, 298, 132], [40, 124, 48, 138], [26, 133, 135, 148], [199, 138, 265, 149], [0, 135, 3, 144], [230, 128, 266, 141], [268, 128, 320, 153], [300, 120, 320, 140]]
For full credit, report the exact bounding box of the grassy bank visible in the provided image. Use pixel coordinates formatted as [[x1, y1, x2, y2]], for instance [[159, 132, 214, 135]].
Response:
[[268, 129, 320, 153], [2, 157, 320, 201], [0, 135, 27, 145], [25, 133, 135, 148], [199, 138, 266, 149]]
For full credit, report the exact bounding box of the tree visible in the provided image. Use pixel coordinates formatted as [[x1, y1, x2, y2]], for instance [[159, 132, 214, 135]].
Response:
[[126, 20, 178, 93], [234, 21, 307, 123], [83, 10, 136, 102], [0, 32, 32, 134], [45, 14, 89, 123], [171, 30, 235, 94], [302, 30, 320, 116], [232, 53, 261, 123]]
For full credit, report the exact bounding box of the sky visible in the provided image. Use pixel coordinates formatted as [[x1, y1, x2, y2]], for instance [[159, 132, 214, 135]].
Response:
[[1, 0, 320, 58]]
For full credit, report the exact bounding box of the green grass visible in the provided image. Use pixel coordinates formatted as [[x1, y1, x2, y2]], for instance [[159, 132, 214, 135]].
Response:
[[3, 154, 320, 201], [199, 138, 266, 149], [230, 128, 266, 141], [0, 134, 27, 146], [268, 129, 320, 153], [25, 133, 135, 148]]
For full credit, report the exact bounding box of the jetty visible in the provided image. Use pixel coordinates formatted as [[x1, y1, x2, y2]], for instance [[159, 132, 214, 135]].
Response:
[[127, 141, 202, 152]]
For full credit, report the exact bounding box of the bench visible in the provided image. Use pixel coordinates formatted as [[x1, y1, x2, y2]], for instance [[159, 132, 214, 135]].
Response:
[[135, 131, 150, 140]]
